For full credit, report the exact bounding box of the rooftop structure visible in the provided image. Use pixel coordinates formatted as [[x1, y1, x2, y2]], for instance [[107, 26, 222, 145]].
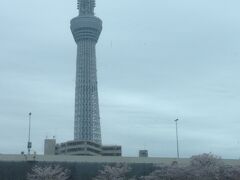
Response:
[[139, 150, 149, 158]]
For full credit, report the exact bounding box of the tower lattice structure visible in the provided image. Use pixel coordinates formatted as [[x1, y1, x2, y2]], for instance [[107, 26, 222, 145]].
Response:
[[71, 0, 102, 144]]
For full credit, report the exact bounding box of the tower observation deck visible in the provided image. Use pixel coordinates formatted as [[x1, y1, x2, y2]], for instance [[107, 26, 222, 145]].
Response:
[[71, 0, 102, 144]]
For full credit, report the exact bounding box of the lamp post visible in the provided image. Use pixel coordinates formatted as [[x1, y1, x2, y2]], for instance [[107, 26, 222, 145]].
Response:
[[27, 112, 32, 155], [175, 118, 180, 159]]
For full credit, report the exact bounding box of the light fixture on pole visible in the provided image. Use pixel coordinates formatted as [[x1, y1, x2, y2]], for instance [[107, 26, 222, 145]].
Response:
[[174, 118, 180, 159], [27, 112, 32, 155]]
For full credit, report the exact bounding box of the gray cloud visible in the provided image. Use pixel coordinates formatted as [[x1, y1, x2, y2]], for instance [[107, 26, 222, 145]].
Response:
[[1, 0, 240, 158]]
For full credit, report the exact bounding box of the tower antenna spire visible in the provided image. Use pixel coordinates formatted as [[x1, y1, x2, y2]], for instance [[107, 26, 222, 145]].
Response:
[[77, 0, 96, 15]]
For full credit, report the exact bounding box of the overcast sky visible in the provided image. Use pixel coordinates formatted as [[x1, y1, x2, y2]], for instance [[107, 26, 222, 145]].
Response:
[[1, 0, 240, 159]]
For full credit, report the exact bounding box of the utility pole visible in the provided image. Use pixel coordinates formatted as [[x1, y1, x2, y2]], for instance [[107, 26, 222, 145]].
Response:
[[27, 112, 32, 155], [175, 118, 180, 159]]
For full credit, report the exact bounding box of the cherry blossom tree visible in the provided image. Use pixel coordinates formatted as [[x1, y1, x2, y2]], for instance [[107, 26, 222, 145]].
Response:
[[140, 162, 187, 180], [93, 154, 240, 180], [218, 164, 240, 180], [27, 165, 70, 180], [140, 153, 237, 180], [187, 153, 224, 180], [94, 163, 135, 180]]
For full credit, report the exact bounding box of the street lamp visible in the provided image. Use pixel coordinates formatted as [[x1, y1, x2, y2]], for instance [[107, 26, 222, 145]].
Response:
[[27, 112, 32, 155], [175, 118, 180, 159]]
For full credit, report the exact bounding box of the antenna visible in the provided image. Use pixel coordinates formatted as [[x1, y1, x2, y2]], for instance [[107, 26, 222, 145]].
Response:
[[27, 112, 32, 155], [174, 118, 180, 159], [78, 0, 96, 15]]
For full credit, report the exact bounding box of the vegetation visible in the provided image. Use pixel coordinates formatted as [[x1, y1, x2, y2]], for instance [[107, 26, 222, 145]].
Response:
[[94, 163, 133, 180], [94, 153, 240, 180], [27, 165, 70, 180], [1, 153, 240, 180]]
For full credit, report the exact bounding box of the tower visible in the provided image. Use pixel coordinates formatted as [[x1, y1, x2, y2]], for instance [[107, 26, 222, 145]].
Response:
[[44, 0, 122, 156], [71, 0, 102, 144]]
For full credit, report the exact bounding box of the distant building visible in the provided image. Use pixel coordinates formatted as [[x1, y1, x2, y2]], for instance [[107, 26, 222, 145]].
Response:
[[101, 145, 122, 156], [139, 150, 149, 157], [44, 139, 56, 155], [44, 139, 121, 156], [56, 141, 102, 156]]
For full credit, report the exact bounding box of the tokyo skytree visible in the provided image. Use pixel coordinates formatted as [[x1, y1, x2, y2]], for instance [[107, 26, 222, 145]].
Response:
[[71, 0, 102, 144]]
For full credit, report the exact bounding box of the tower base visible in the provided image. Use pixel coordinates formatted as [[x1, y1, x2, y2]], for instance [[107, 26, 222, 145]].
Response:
[[44, 139, 122, 157]]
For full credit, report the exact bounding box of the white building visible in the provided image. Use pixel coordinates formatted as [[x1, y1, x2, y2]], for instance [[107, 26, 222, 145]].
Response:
[[44, 139, 122, 156]]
